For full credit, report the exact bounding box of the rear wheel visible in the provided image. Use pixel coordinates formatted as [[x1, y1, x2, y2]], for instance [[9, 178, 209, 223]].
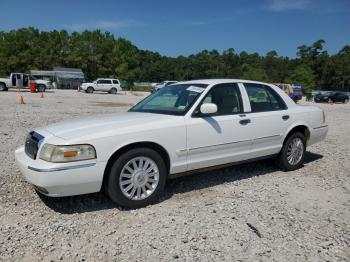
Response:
[[86, 87, 94, 93], [344, 98, 349, 104], [110, 88, 117, 94], [328, 98, 333, 104], [277, 132, 306, 171], [106, 148, 167, 209], [37, 84, 46, 92], [0, 83, 8, 91]]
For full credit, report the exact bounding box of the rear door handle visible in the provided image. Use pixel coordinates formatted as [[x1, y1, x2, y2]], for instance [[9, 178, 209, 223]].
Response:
[[239, 119, 251, 125], [282, 115, 290, 120]]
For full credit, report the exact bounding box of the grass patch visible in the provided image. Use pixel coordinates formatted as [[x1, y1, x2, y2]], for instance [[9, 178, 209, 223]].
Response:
[[131, 86, 152, 92]]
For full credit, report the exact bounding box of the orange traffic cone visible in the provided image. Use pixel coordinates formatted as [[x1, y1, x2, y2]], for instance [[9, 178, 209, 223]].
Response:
[[19, 95, 25, 104], [40, 92, 44, 98]]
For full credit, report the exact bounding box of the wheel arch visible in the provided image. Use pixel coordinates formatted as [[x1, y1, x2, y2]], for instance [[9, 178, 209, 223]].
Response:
[[102, 141, 171, 189], [283, 124, 310, 146]]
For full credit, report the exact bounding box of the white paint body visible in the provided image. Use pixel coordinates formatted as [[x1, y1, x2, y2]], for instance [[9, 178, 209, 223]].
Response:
[[153, 81, 177, 91], [80, 78, 122, 93], [15, 79, 328, 197], [0, 73, 52, 89]]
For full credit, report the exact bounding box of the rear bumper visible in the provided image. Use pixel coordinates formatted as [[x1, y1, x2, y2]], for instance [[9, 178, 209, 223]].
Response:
[[308, 125, 328, 146], [15, 146, 106, 197]]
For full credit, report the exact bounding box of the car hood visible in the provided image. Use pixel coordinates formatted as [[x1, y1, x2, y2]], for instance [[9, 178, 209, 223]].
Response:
[[39, 112, 179, 141]]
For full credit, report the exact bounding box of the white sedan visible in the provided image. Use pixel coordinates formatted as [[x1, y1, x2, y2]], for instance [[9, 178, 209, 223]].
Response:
[[15, 79, 328, 208]]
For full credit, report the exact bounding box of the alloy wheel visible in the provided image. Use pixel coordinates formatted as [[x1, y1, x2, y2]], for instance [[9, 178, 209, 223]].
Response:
[[286, 138, 304, 165], [119, 156, 159, 200]]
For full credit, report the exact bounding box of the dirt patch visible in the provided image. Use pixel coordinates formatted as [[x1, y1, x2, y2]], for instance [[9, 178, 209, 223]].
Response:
[[90, 101, 134, 107], [0, 91, 349, 261]]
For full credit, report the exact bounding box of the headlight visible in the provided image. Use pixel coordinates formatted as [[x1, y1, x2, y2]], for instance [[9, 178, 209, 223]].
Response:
[[39, 144, 96, 163]]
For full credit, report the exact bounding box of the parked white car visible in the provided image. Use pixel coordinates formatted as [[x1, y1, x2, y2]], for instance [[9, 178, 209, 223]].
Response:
[[151, 80, 177, 92], [80, 78, 122, 94], [15, 79, 328, 208]]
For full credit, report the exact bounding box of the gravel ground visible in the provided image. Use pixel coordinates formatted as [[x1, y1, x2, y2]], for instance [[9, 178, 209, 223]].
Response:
[[0, 90, 349, 261]]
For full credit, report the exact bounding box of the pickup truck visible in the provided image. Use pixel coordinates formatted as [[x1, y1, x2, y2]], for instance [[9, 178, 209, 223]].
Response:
[[0, 73, 52, 92], [80, 78, 122, 94]]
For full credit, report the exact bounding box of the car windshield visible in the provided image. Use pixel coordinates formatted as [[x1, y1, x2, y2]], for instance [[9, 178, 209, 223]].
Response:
[[129, 83, 208, 115]]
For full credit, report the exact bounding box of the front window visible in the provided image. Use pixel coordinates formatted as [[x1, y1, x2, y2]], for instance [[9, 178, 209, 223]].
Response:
[[200, 83, 243, 115], [130, 84, 208, 115]]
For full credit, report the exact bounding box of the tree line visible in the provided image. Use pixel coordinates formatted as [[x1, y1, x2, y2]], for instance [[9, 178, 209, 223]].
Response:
[[0, 28, 349, 92]]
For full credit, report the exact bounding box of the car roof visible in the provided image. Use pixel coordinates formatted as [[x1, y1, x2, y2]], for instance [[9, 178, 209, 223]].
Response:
[[97, 78, 119, 80], [176, 79, 273, 86]]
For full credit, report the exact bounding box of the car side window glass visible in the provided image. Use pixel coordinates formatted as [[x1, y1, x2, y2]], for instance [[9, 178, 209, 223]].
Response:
[[112, 80, 119, 84], [202, 83, 243, 115], [245, 83, 286, 112]]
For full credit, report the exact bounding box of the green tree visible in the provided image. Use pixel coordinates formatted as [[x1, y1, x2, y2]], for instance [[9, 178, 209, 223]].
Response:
[[286, 64, 316, 92], [0, 28, 349, 91], [242, 66, 270, 82]]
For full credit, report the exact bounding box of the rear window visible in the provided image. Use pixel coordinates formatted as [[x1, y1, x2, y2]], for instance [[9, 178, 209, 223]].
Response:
[[245, 83, 287, 112], [98, 79, 112, 84]]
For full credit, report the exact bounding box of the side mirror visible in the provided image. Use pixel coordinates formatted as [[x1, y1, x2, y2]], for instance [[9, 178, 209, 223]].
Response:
[[200, 103, 217, 115]]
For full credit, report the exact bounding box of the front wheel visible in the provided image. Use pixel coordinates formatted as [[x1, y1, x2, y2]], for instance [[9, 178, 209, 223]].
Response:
[[0, 83, 8, 91], [106, 148, 167, 209], [86, 87, 94, 93], [277, 132, 306, 171], [344, 98, 349, 104]]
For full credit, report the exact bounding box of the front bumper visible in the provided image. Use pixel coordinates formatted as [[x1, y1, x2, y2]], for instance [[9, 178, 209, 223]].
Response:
[[15, 146, 106, 197]]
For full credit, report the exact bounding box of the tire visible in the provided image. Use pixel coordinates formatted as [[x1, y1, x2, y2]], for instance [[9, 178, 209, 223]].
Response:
[[86, 87, 94, 93], [106, 148, 167, 209], [110, 88, 117, 94], [277, 132, 306, 171], [37, 84, 46, 92], [328, 98, 333, 104], [344, 98, 349, 104], [0, 83, 8, 91]]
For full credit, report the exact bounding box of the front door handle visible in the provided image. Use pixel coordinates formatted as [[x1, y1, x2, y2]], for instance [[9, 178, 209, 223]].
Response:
[[239, 119, 251, 125], [282, 115, 290, 120]]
